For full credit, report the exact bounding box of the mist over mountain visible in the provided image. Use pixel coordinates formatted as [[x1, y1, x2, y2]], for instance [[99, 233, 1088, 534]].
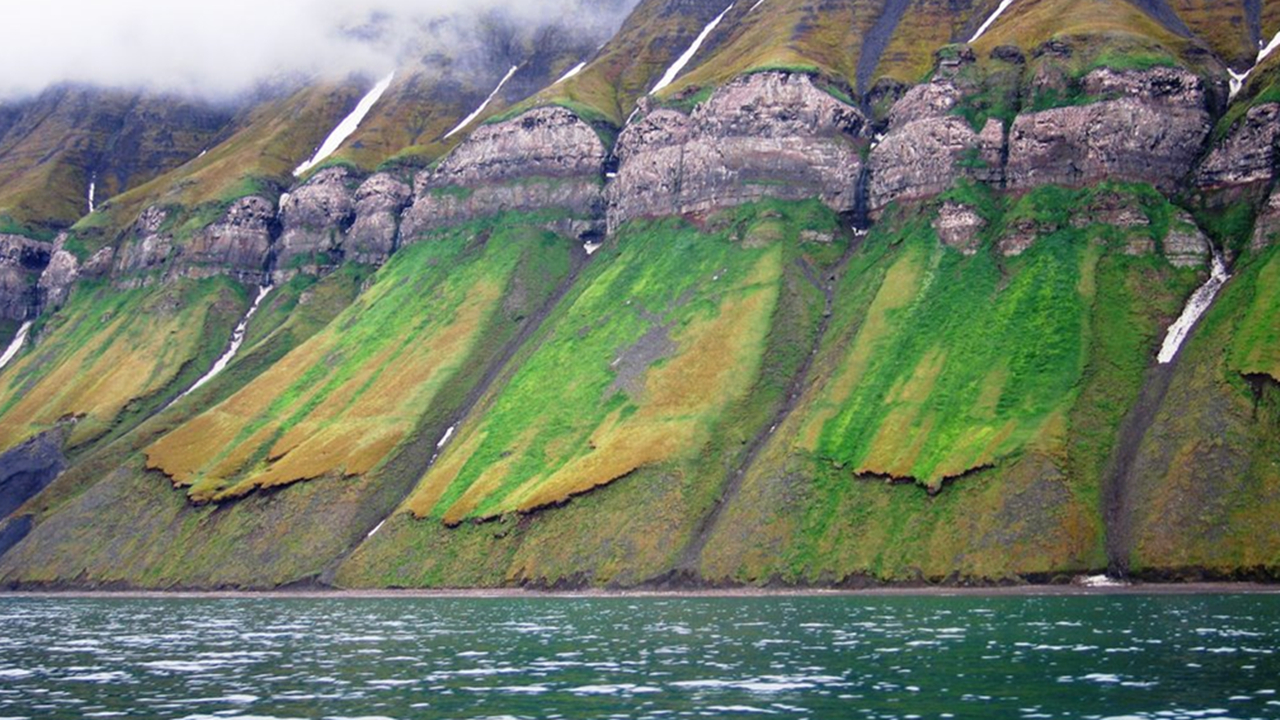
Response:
[[0, 0, 639, 99]]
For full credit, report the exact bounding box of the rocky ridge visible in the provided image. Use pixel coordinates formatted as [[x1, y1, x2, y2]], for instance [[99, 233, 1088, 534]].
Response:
[[401, 106, 608, 240], [607, 72, 866, 231]]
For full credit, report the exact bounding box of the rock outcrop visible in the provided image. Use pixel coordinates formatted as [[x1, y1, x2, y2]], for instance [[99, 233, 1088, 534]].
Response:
[[1006, 67, 1211, 192], [116, 198, 275, 286], [36, 235, 80, 313], [401, 106, 607, 240], [1252, 186, 1280, 250], [933, 202, 986, 254], [0, 235, 51, 322], [1162, 212, 1212, 268], [1197, 103, 1280, 189], [348, 173, 412, 264], [185, 197, 276, 282], [870, 80, 1003, 211], [0, 429, 66, 521], [277, 167, 358, 274], [607, 72, 866, 231]]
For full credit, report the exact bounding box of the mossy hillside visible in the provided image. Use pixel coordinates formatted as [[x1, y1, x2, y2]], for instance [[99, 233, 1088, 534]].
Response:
[[1230, 247, 1280, 382], [60, 82, 367, 261], [868, 0, 1008, 92], [696, 184, 1201, 583], [0, 277, 247, 456], [0, 269, 394, 590], [145, 217, 573, 504], [0, 442, 420, 590], [0, 89, 229, 234], [338, 200, 845, 587], [7, 267, 371, 529], [655, 0, 867, 99], [972, 0, 1192, 59], [404, 201, 842, 525], [522, 0, 751, 127], [1124, 242, 1280, 577], [1168, 0, 1263, 69]]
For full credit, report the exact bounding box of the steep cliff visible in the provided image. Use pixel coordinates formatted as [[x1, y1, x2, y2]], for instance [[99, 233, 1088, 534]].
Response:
[[609, 72, 866, 229], [1, 0, 1279, 590], [402, 106, 608, 239]]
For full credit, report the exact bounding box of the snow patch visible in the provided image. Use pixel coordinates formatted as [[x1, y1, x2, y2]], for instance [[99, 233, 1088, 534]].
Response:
[[585, 241, 603, 256], [650, 4, 735, 94], [366, 520, 387, 539], [970, 0, 1017, 43], [1227, 29, 1280, 99], [437, 425, 456, 449], [87, 176, 97, 214], [181, 284, 273, 397], [749, 0, 766, 11], [444, 65, 519, 140], [0, 320, 32, 371], [555, 61, 587, 85], [294, 72, 395, 177], [1157, 249, 1230, 364]]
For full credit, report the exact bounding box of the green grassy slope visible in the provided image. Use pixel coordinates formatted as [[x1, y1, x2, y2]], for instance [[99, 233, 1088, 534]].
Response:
[[0, 215, 580, 588], [692, 184, 1202, 584], [336, 200, 848, 588], [147, 218, 574, 504], [0, 278, 247, 455], [1121, 241, 1280, 578]]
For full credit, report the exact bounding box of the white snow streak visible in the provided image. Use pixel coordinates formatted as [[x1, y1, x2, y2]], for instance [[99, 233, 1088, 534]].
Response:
[[555, 61, 587, 85], [1157, 250, 1230, 364], [87, 177, 96, 214], [584, 241, 603, 255], [293, 71, 395, 177], [366, 520, 387, 538], [444, 65, 519, 140], [969, 0, 1016, 43], [437, 425, 456, 449], [0, 320, 32, 371], [749, 0, 766, 11], [181, 284, 273, 397], [650, 4, 735, 95], [1228, 29, 1280, 99]]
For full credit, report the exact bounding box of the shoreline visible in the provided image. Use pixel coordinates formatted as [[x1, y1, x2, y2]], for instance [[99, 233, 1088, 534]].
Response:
[[3, 581, 1279, 600]]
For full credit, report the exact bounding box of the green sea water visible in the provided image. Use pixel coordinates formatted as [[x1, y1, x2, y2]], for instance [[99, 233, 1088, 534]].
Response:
[[1, 593, 1278, 719]]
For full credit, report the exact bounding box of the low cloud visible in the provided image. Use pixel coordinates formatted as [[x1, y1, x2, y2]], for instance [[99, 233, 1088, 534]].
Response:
[[0, 0, 637, 99]]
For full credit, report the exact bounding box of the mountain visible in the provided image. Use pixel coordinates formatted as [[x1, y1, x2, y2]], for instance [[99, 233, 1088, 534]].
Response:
[[0, 0, 1277, 589]]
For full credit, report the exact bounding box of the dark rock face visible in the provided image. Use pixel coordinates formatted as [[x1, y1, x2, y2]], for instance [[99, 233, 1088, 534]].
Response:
[[1197, 103, 1280, 189], [870, 80, 1003, 211], [0, 430, 65, 521], [277, 167, 358, 273], [0, 235, 52, 322], [401, 106, 608, 240], [349, 173, 412, 264], [1006, 67, 1211, 192], [607, 72, 866, 231]]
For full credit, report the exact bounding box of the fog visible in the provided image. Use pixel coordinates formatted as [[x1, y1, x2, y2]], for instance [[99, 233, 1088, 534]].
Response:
[[0, 0, 637, 99]]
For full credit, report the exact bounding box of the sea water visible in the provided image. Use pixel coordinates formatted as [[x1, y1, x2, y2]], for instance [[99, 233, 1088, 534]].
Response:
[[0, 593, 1278, 719]]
